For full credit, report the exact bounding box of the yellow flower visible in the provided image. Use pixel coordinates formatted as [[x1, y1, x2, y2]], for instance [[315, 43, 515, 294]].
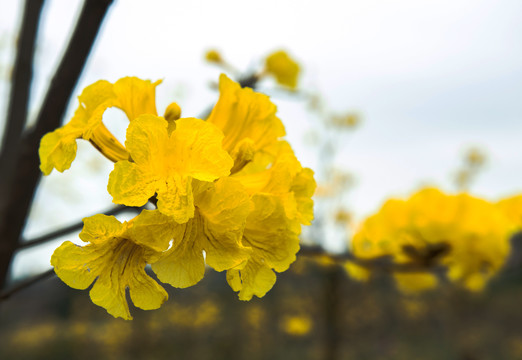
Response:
[[264, 50, 300, 89], [39, 77, 161, 175], [207, 74, 286, 173], [52, 177, 252, 319], [348, 188, 513, 292], [227, 143, 316, 300], [51, 214, 171, 320], [107, 114, 233, 223], [227, 193, 301, 300], [206, 76, 315, 300], [235, 141, 315, 228], [148, 177, 252, 288]]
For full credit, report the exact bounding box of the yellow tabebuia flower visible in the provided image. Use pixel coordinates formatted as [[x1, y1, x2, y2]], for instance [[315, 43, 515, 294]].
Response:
[[227, 193, 301, 300], [149, 177, 252, 288], [227, 143, 316, 300], [264, 50, 300, 89], [235, 141, 315, 229], [207, 74, 286, 173], [107, 114, 233, 223], [46, 73, 317, 315], [51, 213, 171, 320], [348, 188, 513, 293], [39, 77, 161, 175]]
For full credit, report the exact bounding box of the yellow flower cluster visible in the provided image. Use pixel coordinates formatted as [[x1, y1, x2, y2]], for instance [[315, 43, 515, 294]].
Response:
[[346, 188, 515, 293], [40, 74, 315, 319]]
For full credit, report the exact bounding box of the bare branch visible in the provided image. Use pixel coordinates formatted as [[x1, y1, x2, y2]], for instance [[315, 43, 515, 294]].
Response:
[[0, 0, 45, 157], [0, 268, 55, 301], [299, 244, 448, 274], [0, 0, 114, 291]]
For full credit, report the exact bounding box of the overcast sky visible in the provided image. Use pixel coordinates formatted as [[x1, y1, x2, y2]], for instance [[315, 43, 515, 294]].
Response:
[[2, 0, 522, 275]]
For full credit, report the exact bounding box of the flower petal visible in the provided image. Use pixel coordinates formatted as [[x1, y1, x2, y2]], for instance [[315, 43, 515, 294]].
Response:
[[195, 177, 252, 271], [129, 209, 178, 253], [124, 114, 169, 169], [291, 167, 316, 226], [113, 77, 161, 121], [156, 174, 195, 223], [226, 258, 277, 301], [39, 129, 79, 175], [51, 241, 100, 290], [39, 79, 116, 175], [227, 193, 300, 300], [108, 160, 157, 207], [151, 218, 206, 288], [79, 214, 125, 244], [170, 117, 233, 181]]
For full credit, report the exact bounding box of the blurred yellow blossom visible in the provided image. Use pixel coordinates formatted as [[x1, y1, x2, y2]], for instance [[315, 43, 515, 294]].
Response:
[[10, 322, 57, 348], [265, 50, 300, 89], [454, 147, 487, 191], [245, 304, 266, 329], [205, 49, 223, 63], [497, 195, 522, 228], [330, 113, 361, 129], [465, 147, 487, 167], [281, 314, 313, 336], [347, 188, 514, 292]]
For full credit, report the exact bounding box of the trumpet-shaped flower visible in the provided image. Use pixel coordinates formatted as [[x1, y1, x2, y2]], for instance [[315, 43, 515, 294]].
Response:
[[51, 214, 171, 320], [347, 188, 513, 292], [235, 141, 315, 228], [227, 193, 301, 300], [227, 143, 316, 300], [107, 114, 233, 223], [207, 74, 286, 173], [39, 77, 161, 175], [264, 50, 300, 89], [150, 177, 252, 288]]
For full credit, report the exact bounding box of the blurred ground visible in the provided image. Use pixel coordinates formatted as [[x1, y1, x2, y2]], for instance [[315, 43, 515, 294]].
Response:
[[1, 256, 522, 360]]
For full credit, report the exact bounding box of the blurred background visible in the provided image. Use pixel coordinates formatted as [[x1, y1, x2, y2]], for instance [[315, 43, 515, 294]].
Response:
[[1, 0, 522, 359]]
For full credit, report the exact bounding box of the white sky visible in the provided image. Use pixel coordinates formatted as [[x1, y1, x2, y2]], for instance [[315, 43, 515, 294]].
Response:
[[1, 0, 522, 275]]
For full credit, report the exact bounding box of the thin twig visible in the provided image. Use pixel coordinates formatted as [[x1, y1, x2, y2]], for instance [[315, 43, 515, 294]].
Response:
[[17, 205, 142, 251], [0, 268, 55, 301]]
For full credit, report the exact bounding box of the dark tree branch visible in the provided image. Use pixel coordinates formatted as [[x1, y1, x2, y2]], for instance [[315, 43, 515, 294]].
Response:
[[0, 268, 55, 301], [0, 0, 45, 158], [17, 205, 142, 251], [299, 244, 448, 274], [0, 0, 114, 291]]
